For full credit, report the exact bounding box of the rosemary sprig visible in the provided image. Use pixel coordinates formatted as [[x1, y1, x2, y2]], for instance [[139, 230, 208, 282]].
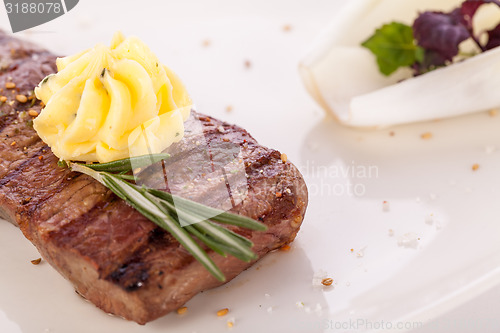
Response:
[[67, 155, 266, 282]]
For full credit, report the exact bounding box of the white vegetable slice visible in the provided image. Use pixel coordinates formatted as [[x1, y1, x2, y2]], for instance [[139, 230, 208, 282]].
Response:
[[299, 0, 500, 127]]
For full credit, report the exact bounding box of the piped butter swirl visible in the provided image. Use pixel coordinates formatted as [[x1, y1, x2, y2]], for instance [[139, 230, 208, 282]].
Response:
[[34, 32, 192, 163]]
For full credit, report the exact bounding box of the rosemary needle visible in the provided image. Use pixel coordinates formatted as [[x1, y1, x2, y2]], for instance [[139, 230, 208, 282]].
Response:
[[67, 155, 267, 282]]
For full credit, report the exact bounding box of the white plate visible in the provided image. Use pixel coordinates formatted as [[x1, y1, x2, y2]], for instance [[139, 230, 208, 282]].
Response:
[[1, 1, 500, 332]]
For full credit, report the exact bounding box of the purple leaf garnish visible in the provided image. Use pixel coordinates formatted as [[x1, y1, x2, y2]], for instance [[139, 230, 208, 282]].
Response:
[[485, 22, 500, 49], [413, 9, 470, 62], [364, 0, 500, 76]]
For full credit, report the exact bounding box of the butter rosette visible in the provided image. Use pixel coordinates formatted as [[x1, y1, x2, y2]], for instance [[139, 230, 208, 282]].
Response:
[[34, 32, 192, 162]]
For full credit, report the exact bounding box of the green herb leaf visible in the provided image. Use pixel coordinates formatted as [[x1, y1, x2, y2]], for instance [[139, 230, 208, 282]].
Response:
[[146, 188, 267, 231], [102, 173, 226, 282], [76, 153, 170, 173], [361, 22, 423, 76]]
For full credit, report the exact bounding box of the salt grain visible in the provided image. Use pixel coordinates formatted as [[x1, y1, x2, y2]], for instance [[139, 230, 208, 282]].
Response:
[[312, 270, 328, 288], [397, 232, 419, 249], [382, 200, 390, 212], [485, 145, 496, 154], [307, 141, 319, 151], [356, 247, 366, 258], [435, 220, 442, 230]]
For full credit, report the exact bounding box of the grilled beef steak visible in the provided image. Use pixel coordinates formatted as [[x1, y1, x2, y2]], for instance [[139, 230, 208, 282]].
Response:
[[0, 31, 308, 324]]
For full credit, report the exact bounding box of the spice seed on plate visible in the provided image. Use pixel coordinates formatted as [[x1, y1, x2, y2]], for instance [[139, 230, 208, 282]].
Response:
[[321, 278, 333, 286], [217, 308, 229, 317], [472, 163, 480, 171], [176, 306, 188, 315], [5, 82, 15, 89], [31, 258, 42, 265], [280, 244, 291, 251], [421, 132, 433, 140]]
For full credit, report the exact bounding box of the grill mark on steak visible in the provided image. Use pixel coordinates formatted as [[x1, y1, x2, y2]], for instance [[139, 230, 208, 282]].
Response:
[[0, 113, 18, 133], [110, 261, 150, 292], [0, 31, 308, 324], [0, 144, 47, 187]]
